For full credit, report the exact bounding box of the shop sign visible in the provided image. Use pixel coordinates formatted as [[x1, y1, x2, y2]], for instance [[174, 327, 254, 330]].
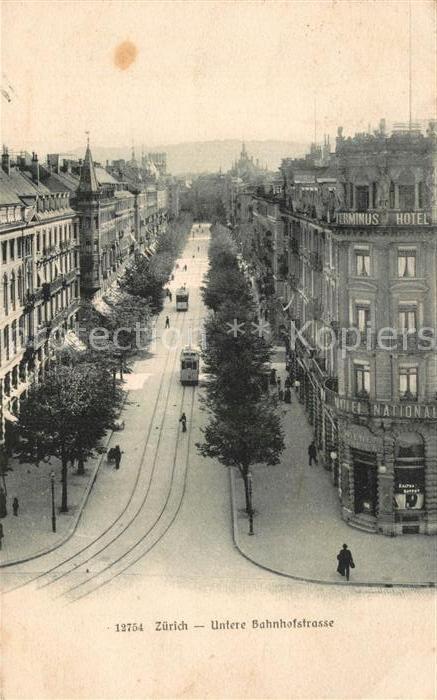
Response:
[[336, 211, 430, 226], [342, 428, 381, 451], [326, 391, 437, 421]]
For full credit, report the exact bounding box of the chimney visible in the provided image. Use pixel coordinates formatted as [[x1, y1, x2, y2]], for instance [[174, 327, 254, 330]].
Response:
[[2, 145, 10, 175], [31, 152, 40, 185]]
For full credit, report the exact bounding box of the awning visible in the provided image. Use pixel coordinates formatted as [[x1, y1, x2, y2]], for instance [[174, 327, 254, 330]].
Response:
[[3, 408, 18, 423]]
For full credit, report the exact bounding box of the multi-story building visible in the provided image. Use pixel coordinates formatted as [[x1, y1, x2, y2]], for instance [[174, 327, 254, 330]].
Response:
[[329, 122, 437, 536], [235, 122, 437, 536], [74, 144, 137, 298], [0, 148, 80, 449]]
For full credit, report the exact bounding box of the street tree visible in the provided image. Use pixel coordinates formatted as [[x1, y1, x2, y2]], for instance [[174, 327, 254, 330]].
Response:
[[197, 399, 284, 515], [17, 364, 123, 510]]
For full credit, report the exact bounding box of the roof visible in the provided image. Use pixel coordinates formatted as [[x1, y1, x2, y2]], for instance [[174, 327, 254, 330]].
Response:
[[0, 170, 23, 205], [77, 145, 99, 194], [95, 167, 118, 185], [49, 171, 80, 193]]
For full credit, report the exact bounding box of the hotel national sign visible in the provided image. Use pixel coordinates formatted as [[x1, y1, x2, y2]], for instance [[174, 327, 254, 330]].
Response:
[[326, 390, 437, 421], [336, 211, 430, 226]]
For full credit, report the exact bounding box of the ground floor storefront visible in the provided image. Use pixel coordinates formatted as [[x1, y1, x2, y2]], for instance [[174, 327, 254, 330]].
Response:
[[286, 339, 437, 536]]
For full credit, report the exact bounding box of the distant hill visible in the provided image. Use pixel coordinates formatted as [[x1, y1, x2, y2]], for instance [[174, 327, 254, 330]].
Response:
[[72, 140, 307, 175]]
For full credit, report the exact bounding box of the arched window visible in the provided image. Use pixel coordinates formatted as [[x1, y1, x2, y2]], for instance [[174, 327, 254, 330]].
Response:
[[3, 274, 8, 314], [394, 432, 425, 511]]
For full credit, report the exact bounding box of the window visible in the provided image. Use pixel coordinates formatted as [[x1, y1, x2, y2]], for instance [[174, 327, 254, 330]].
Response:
[[356, 304, 370, 332], [10, 272, 15, 309], [355, 250, 370, 276], [418, 182, 424, 209], [17, 270, 23, 305], [36, 234, 40, 252], [394, 433, 425, 510], [3, 274, 8, 314], [399, 305, 417, 332], [3, 326, 9, 361], [17, 239, 22, 258], [398, 249, 416, 278], [2, 242, 7, 264], [399, 185, 415, 211], [389, 181, 395, 209], [355, 363, 370, 397], [356, 186, 369, 212], [9, 239, 15, 260], [399, 367, 418, 401]]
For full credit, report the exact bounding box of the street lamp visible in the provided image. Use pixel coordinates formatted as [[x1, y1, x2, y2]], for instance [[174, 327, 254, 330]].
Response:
[[50, 471, 56, 533], [247, 472, 254, 536]]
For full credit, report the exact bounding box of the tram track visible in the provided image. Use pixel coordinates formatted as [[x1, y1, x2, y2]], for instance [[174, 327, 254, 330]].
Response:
[[4, 233, 208, 598], [66, 385, 197, 602], [3, 307, 188, 596]]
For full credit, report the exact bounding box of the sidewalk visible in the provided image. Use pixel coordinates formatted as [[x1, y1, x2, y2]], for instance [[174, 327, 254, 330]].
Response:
[[231, 358, 437, 588], [0, 316, 161, 568]]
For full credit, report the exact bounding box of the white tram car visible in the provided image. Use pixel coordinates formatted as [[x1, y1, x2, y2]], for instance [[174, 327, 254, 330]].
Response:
[[180, 346, 200, 385], [176, 287, 189, 311]]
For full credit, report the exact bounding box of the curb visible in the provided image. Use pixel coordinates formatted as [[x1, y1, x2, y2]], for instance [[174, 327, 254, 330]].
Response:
[[228, 469, 435, 590]]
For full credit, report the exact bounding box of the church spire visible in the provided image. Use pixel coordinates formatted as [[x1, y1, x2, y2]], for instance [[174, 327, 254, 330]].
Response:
[[78, 139, 99, 194]]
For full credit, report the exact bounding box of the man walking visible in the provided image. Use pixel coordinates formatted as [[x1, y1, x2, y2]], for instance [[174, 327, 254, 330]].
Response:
[[12, 497, 19, 516], [308, 440, 318, 466], [179, 412, 187, 433], [337, 544, 355, 581], [165, 316, 170, 329], [113, 445, 122, 470]]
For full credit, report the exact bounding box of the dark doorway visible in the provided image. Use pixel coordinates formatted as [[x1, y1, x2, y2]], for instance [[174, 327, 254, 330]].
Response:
[[351, 448, 377, 515]]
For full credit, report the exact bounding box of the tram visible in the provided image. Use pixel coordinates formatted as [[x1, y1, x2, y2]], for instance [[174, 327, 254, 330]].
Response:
[[175, 287, 189, 311], [180, 346, 200, 385]]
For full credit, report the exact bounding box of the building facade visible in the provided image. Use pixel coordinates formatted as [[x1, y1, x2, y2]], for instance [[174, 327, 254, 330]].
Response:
[[0, 148, 80, 448], [234, 122, 437, 536]]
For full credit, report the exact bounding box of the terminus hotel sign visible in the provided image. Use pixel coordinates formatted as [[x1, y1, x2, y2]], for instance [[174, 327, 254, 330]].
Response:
[[336, 211, 430, 226], [328, 393, 437, 421]]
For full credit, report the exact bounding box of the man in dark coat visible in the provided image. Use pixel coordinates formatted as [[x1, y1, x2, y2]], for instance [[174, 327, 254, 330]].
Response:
[[337, 544, 354, 581], [0, 488, 7, 518], [308, 440, 318, 466], [113, 445, 122, 470], [179, 413, 187, 433]]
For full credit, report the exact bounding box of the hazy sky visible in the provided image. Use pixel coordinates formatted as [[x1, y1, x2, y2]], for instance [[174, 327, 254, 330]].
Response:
[[1, 0, 436, 155]]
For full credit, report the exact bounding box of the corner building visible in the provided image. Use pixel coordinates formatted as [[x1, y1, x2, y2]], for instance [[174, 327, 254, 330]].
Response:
[[331, 124, 437, 535]]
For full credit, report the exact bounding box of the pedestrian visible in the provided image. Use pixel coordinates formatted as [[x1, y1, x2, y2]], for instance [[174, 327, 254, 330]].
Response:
[[0, 523, 3, 550], [192, 254, 195, 258], [277, 377, 281, 390], [284, 387, 292, 404], [169, 291, 172, 302], [0, 487, 7, 518], [113, 445, 122, 470], [12, 497, 19, 516], [308, 440, 318, 466], [165, 316, 170, 328], [269, 368, 277, 386], [179, 412, 187, 433], [175, 263, 179, 269], [171, 273, 174, 281], [197, 246, 200, 252], [284, 376, 292, 389], [278, 388, 284, 401], [336, 544, 355, 581]]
